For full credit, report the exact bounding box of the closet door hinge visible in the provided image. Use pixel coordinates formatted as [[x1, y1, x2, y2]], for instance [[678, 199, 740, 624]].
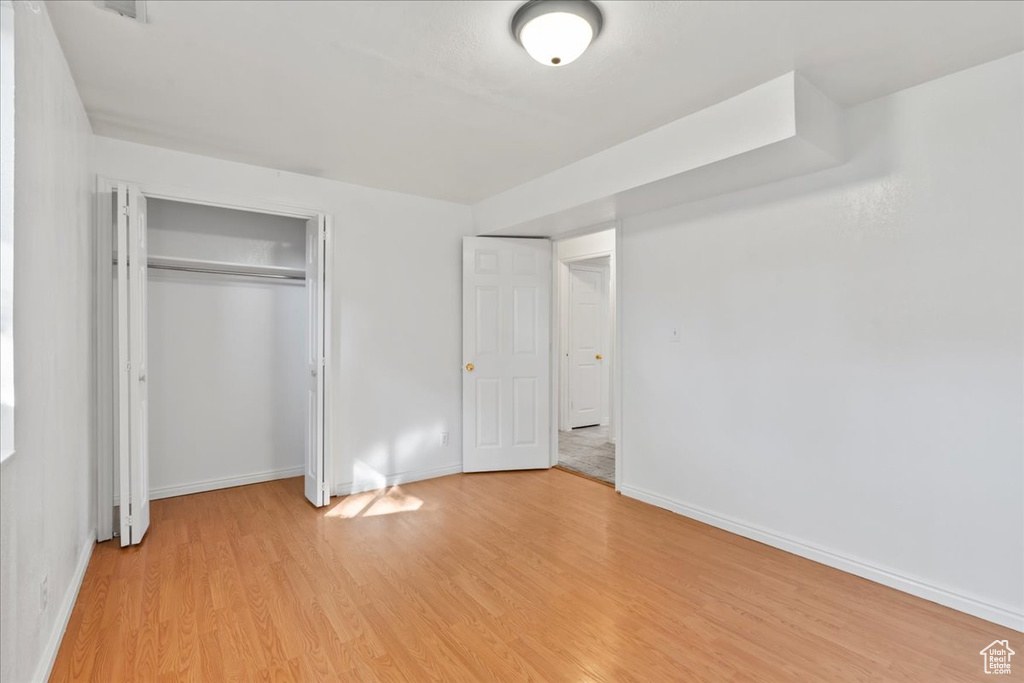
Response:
[[126, 515, 133, 527]]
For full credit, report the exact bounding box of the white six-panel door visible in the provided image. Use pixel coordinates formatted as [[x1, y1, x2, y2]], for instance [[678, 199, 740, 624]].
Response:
[[304, 215, 328, 506], [117, 183, 151, 546], [462, 237, 551, 472], [569, 263, 606, 428]]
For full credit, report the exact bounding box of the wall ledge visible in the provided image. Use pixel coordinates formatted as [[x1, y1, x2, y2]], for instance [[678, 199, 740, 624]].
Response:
[[474, 72, 845, 238]]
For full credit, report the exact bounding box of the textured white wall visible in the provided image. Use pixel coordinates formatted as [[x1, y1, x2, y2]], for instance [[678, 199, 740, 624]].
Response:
[[94, 137, 475, 499], [619, 54, 1023, 628], [0, 1, 14, 463], [0, 2, 95, 682]]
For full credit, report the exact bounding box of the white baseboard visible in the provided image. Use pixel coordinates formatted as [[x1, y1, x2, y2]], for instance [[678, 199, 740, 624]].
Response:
[[34, 535, 94, 683], [621, 484, 1024, 631], [333, 463, 462, 497], [114, 465, 304, 505]]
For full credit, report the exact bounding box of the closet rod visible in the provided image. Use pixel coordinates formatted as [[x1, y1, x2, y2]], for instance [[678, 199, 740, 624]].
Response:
[[112, 255, 306, 281], [146, 262, 305, 280]]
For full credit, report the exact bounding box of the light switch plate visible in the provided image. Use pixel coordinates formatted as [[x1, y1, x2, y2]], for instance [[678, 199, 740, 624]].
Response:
[[669, 327, 681, 342]]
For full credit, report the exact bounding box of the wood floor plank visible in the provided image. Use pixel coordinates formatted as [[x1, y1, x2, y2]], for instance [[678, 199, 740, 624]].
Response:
[[51, 471, 1020, 681]]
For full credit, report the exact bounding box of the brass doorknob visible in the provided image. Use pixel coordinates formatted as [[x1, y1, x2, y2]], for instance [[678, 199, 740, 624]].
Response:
[[595, 354, 603, 360], [465, 363, 475, 372]]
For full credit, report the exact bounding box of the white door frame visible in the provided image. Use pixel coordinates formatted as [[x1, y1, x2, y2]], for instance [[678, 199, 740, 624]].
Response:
[[548, 222, 622, 490], [94, 176, 334, 541]]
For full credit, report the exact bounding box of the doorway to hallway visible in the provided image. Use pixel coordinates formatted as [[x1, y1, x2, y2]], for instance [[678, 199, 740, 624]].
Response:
[[554, 228, 617, 488]]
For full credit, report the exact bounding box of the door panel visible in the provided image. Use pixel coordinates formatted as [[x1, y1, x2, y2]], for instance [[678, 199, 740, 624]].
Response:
[[304, 215, 328, 507], [475, 287, 500, 354], [475, 378, 501, 448], [513, 287, 538, 354], [463, 237, 550, 472], [128, 187, 150, 543], [513, 377, 538, 445], [116, 184, 131, 546], [113, 185, 152, 545], [569, 265, 606, 428]]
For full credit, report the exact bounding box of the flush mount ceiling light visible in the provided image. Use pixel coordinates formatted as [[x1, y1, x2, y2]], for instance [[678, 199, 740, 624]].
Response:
[[512, 0, 603, 67]]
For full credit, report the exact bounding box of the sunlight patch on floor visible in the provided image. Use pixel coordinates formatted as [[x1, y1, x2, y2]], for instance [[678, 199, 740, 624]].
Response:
[[326, 485, 424, 519]]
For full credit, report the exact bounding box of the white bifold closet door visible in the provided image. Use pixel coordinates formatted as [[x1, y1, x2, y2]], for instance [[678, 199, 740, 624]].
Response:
[[117, 183, 151, 546], [462, 237, 551, 472], [304, 215, 329, 507], [114, 184, 333, 544]]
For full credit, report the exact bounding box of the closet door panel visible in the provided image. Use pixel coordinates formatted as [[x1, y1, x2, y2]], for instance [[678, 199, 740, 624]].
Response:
[[127, 186, 151, 543], [116, 183, 131, 547], [116, 183, 151, 546], [304, 215, 327, 507]]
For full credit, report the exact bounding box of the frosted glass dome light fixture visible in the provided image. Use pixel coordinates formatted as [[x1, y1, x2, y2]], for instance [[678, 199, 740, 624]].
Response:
[[512, 0, 603, 67]]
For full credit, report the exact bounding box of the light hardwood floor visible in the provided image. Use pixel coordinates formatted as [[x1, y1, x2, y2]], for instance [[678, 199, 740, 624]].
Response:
[[52, 471, 1016, 681]]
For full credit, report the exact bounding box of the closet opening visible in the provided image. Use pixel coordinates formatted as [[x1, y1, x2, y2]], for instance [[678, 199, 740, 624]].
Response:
[[97, 180, 331, 545]]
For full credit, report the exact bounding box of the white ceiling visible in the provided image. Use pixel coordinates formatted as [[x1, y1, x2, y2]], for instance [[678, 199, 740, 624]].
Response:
[[49, 1, 1023, 204]]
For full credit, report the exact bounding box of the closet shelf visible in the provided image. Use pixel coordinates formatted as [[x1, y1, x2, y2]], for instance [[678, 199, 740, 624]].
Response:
[[115, 254, 306, 280]]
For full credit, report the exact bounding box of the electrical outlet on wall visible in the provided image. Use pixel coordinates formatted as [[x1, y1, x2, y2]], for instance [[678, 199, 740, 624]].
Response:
[[40, 575, 48, 612], [440, 431, 449, 447]]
